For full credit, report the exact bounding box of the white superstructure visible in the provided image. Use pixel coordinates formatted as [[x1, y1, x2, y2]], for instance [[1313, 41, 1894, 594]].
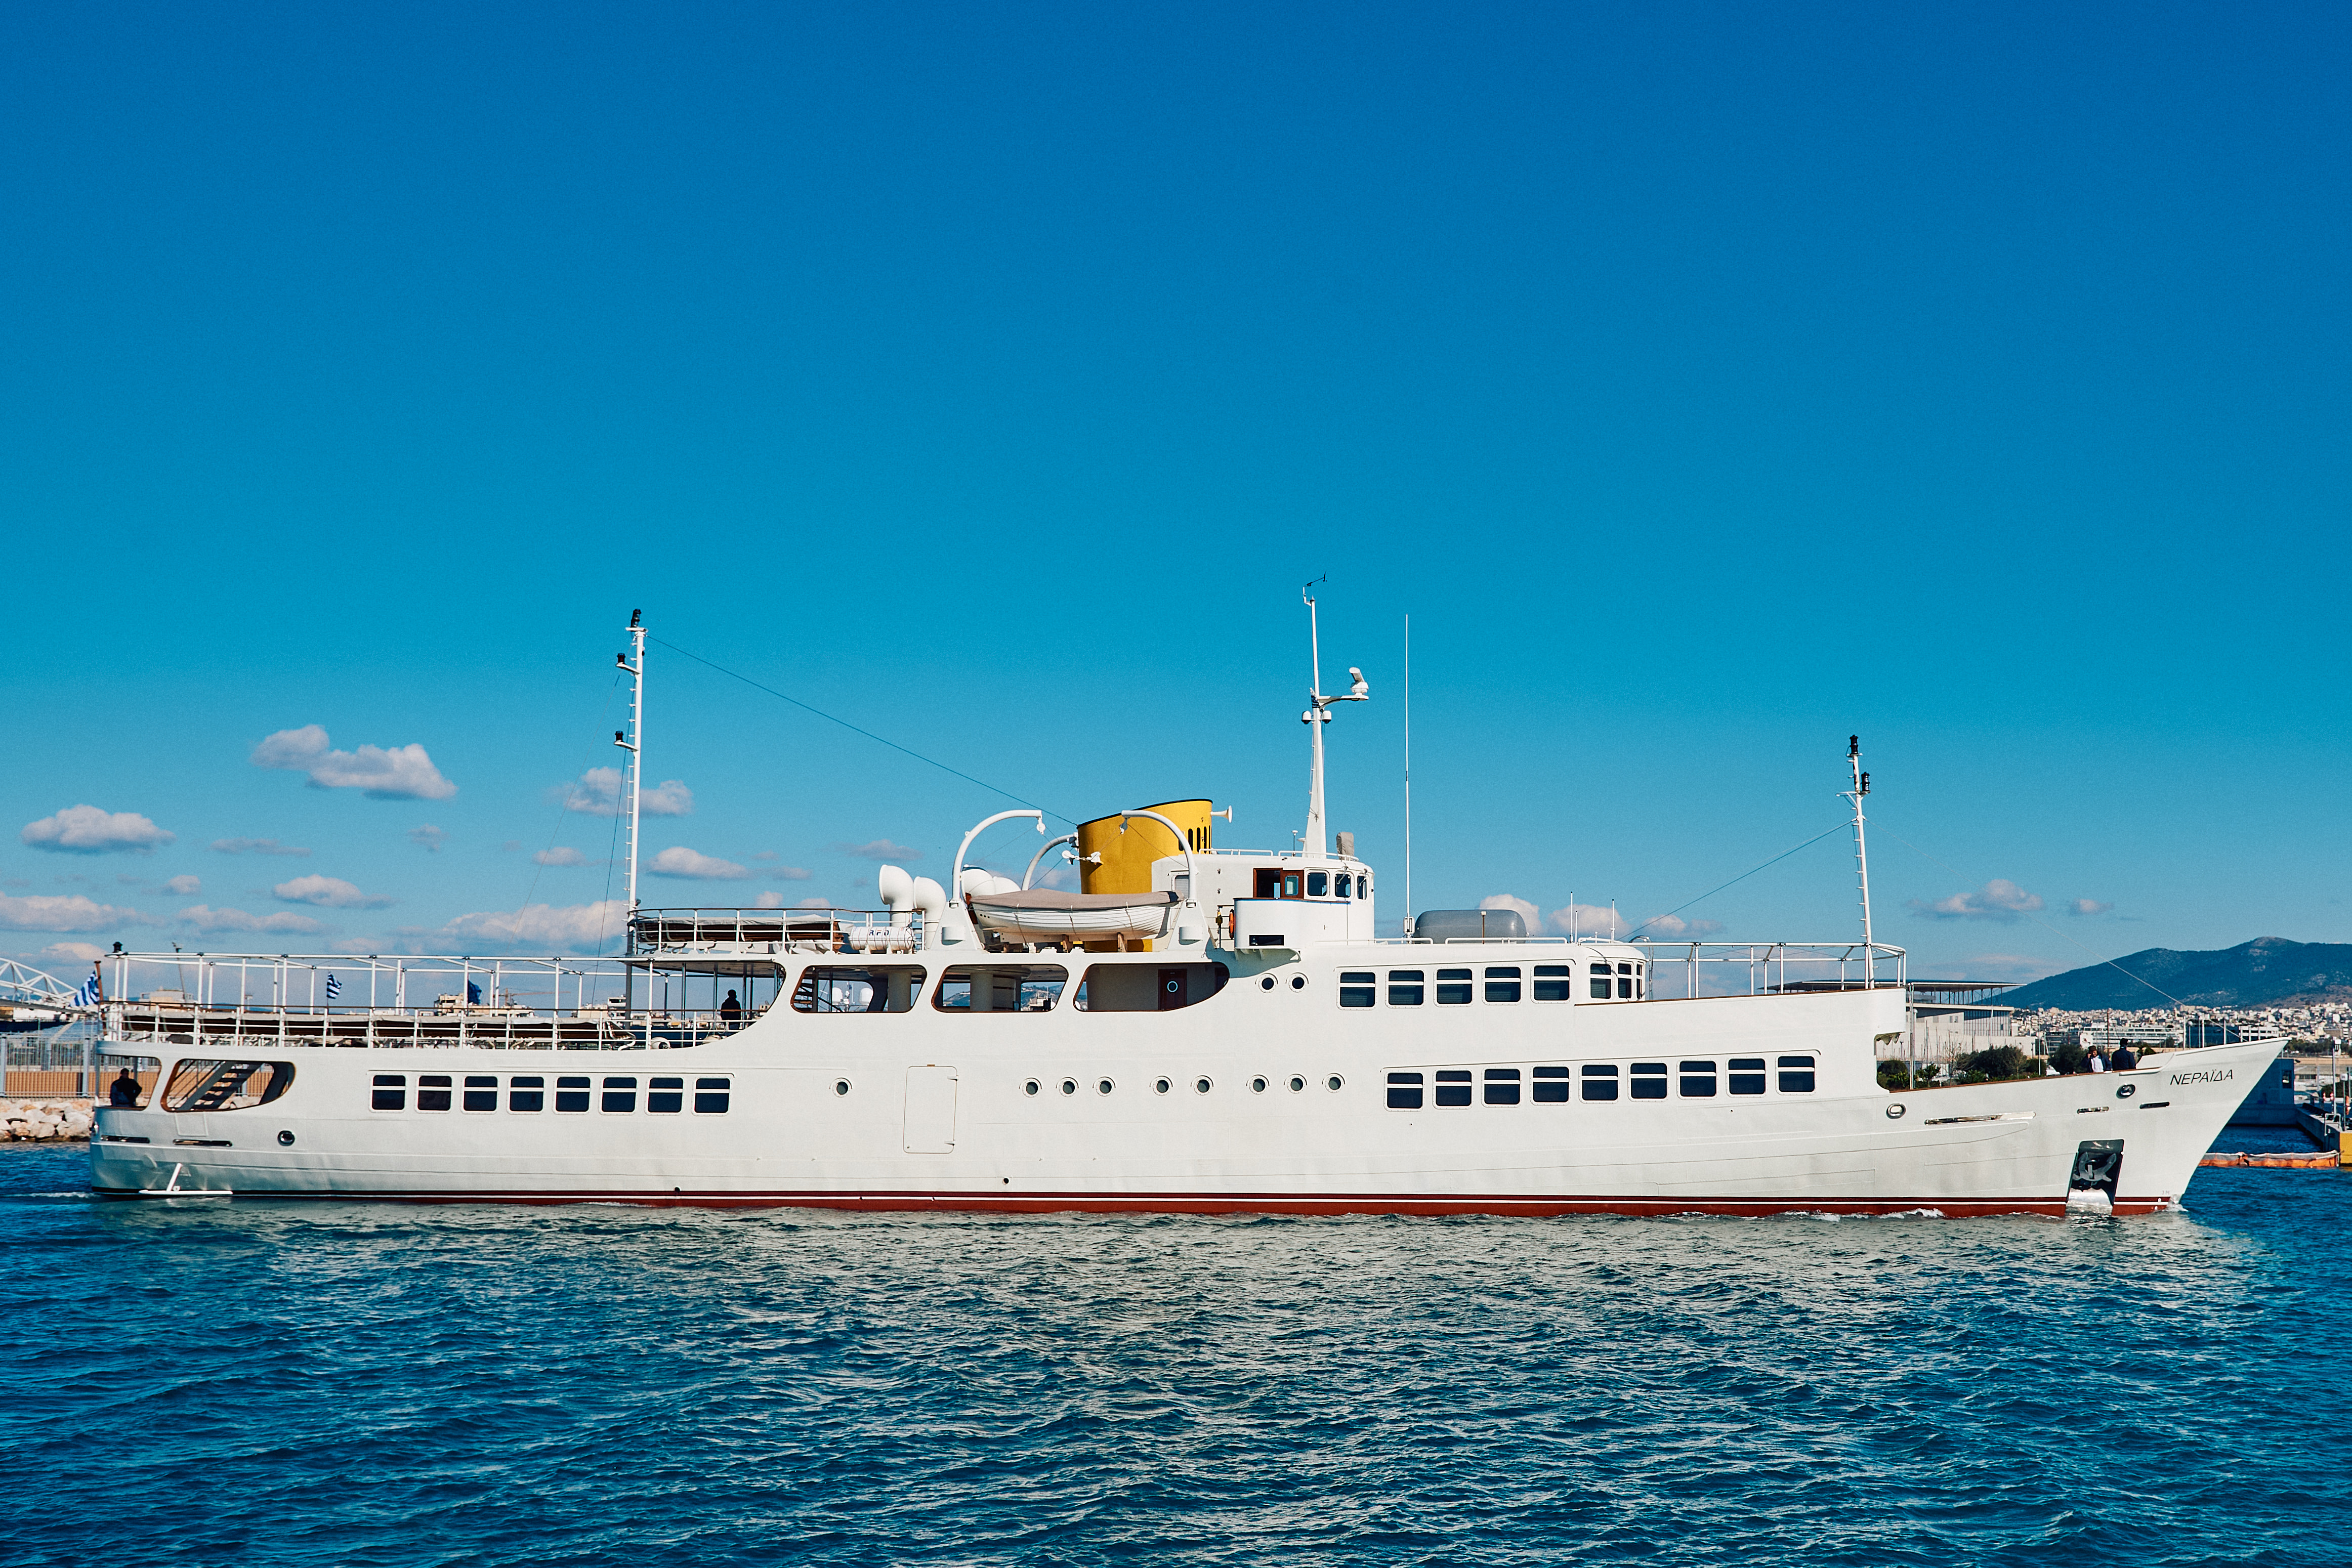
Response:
[[87, 610, 2276, 1215]]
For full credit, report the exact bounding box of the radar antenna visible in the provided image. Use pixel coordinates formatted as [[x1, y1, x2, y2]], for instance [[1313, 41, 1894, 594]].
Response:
[[1300, 581, 1368, 858]]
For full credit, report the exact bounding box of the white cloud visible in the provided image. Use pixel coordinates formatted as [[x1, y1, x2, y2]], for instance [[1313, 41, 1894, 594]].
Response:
[[0, 893, 152, 931], [557, 766, 692, 817], [271, 874, 395, 909], [21, 804, 175, 855], [2067, 898, 2114, 917], [439, 900, 631, 953], [1032, 865, 1079, 891], [838, 838, 921, 861], [39, 941, 107, 965], [753, 889, 786, 909], [164, 875, 201, 895], [648, 846, 750, 880], [1908, 879, 2044, 922], [212, 837, 311, 857], [179, 904, 328, 936], [408, 825, 447, 852], [794, 897, 837, 910], [1478, 894, 1541, 934], [532, 847, 589, 867], [253, 724, 458, 800], [1540, 901, 1640, 938], [764, 865, 813, 881], [1632, 913, 1726, 939]]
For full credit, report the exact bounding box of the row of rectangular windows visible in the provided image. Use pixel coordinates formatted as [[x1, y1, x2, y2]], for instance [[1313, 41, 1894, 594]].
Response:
[[1340, 963, 1646, 1006], [371, 1073, 731, 1114], [1385, 1057, 1815, 1108]]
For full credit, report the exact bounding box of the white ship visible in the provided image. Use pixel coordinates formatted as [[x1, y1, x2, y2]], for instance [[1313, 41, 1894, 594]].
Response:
[[89, 605, 2276, 1215]]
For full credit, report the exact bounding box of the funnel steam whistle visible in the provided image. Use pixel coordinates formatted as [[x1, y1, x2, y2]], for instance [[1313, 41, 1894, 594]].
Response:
[[1301, 582, 1369, 858]]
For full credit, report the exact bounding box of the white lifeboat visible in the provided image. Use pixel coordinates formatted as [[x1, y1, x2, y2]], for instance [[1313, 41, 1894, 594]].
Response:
[[965, 889, 1177, 944]]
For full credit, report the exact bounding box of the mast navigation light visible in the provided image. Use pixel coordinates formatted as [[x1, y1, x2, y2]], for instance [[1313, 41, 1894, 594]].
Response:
[[628, 609, 641, 627]]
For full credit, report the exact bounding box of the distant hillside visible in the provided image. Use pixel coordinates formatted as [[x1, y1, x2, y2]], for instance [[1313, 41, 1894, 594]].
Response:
[[2003, 938, 2352, 1011]]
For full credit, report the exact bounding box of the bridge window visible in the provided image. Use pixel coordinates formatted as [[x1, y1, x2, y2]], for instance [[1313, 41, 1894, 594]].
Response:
[[464, 1075, 498, 1112], [793, 965, 928, 1013], [648, 1077, 685, 1113], [1356, 875, 1369, 900], [509, 1075, 544, 1113], [417, 1074, 452, 1112], [1307, 872, 1329, 897], [1617, 962, 1635, 999], [1581, 1065, 1619, 1101], [1335, 873, 1352, 898], [1533, 965, 1573, 1002], [937, 965, 1067, 1012], [602, 1076, 638, 1113], [1484, 1068, 1522, 1106], [1388, 969, 1424, 1005], [1339, 971, 1376, 1007], [1437, 968, 1473, 1005], [1729, 1058, 1767, 1096], [371, 1073, 405, 1112], [1779, 1055, 1817, 1093], [556, 1076, 591, 1113], [1533, 1065, 1570, 1103], [1631, 1063, 1668, 1100], [1680, 1061, 1716, 1097], [1589, 963, 1613, 1000], [1435, 1069, 1473, 1107], [1387, 1072, 1424, 1109], [1485, 966, 1522, 1003]]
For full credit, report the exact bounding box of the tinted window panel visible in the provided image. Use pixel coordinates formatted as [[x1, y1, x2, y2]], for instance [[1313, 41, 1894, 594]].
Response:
[[1631, 1063, 1668, 1100], [649, 1076, 685, 1114], [463, 1075, 498, 1112], [1532, 1065, 1571, 1104], [1779, 1056, 1817, 1093], [1730, 1057, 1767, 1095], [1590, 962, 1612, 1000], [556, 1076, 592, 1113], [1533, 965, 1573, 1002], [602, 1076, 638, 1113], [1387, 1071, 1425, 1110], [1581, 1065, 1619, 1102], [417, 1074, 452, 1112], [1485, 966, 1522, 1003], [1340, 971, 1376, 1008], [371, 1088, 405, 1111], [1388, 970, 1424, 1006], [694, 1076, 731, 1115], [1680, 1061, 1718, 1097], [1307, 872, 1329, 897], [1484, 1068, 1522, 1106], [1437, 968, 1473, 1006], [1435, 1069, 1473, 1107]]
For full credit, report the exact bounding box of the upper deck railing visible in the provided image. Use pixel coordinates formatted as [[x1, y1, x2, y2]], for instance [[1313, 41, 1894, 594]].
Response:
[[628, 907, 921, 956]]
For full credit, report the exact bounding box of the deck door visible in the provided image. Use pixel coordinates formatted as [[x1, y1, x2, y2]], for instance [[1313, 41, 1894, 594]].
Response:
[[902, 1065, 959, 1154]]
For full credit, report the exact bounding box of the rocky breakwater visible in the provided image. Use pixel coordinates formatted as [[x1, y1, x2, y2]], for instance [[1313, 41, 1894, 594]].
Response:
[[1, 1098, 95, 1141]]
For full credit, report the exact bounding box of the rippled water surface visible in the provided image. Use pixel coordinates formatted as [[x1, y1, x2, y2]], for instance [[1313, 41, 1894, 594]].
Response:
[[4, 1143, 2347, 1567]]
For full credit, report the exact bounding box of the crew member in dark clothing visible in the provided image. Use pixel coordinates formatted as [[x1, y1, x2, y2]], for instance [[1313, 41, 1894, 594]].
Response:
[[2114, 1044, 2138, 1071], [720, 989, 742, 1025], [108, 1068, 142, 1107]]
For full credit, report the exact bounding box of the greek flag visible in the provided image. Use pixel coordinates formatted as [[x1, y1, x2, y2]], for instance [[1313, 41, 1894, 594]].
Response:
[[324, 972, 343, 1001], [71, 967, 101, 1008]]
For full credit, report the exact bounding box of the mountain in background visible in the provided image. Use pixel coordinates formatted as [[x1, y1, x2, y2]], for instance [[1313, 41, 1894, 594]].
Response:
[[2002, 938, 2352, 1011]]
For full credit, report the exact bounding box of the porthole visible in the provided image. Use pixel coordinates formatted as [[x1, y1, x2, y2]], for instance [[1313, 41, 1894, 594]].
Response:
[[1884, 1102, 1905, 1120], [1097, 1078, 1114, 1095], [1326, 1074, 1344, 1092], [833, 1079, 851, 1096], [1290, 975, 1307, 990], [1061, 1078, 1078, 1096], [1261, 976, 1277, 991], [1024, 1079, 1040, 1096], [276, 1130, 295, 1147], [1251, 1076, 1268, 1093], [2116, 1083, 2137, 1100], [1195, 1076, 1213, 1094], [1154, 1077, 1171, 1094], [1288, 1075, 1306, 1092]]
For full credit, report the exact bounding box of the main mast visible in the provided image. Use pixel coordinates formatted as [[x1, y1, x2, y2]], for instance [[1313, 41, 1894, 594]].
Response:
[[617, 610, 646, 917], [1299, 582, 1368, 859]]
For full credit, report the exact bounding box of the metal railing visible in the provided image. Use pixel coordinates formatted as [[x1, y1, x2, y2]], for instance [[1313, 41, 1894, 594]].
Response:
[[629, 907, 922, 956], [1630, 941, 1907, 1000]]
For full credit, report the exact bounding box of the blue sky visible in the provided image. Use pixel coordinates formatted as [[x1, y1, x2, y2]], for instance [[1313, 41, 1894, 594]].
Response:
[[5, 2, 2346, 982]]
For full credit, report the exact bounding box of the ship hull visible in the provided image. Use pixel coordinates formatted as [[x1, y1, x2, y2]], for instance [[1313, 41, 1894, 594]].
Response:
[[88, 967, 2273, 1217]]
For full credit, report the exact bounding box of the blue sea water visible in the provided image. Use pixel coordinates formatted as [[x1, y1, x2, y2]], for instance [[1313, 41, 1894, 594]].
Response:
[[4, 1140, 2348, 1568]]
